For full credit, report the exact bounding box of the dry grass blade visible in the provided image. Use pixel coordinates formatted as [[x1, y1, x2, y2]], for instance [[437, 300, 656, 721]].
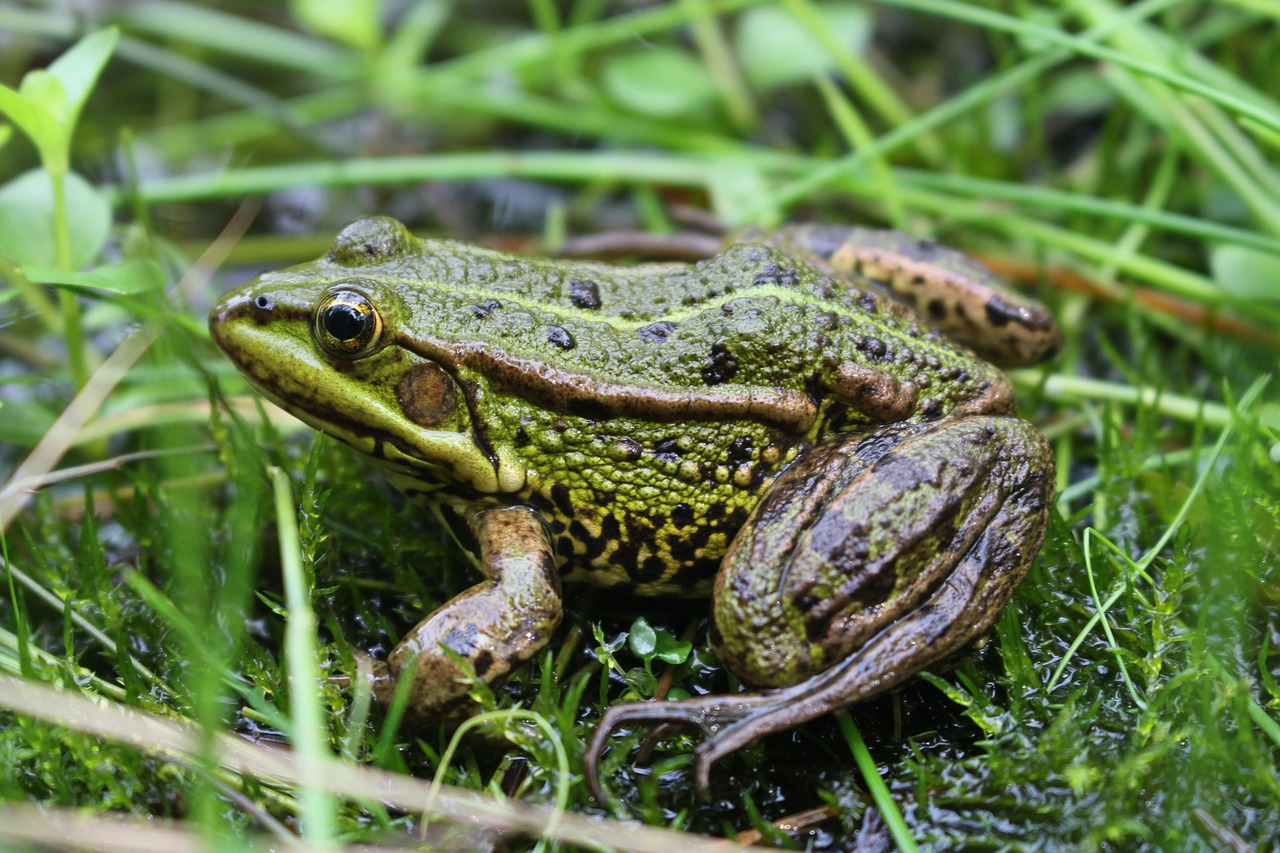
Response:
[[0, 201, 259, 530], [0, 328, 157, 527], [0, 675, 770, 853], [0, 804, 262, 853], [0, 803, 506, 853]]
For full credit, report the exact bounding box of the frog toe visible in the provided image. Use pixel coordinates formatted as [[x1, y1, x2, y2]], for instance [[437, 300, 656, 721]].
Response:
[[584, 692, 779, 800]]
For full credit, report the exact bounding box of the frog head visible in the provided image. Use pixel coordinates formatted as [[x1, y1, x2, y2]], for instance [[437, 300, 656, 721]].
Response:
[[208, 217, 527, 497]]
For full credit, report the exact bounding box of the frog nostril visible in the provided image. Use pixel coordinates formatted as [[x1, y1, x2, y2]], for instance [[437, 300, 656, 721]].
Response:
[[253, 294, 275, 313]]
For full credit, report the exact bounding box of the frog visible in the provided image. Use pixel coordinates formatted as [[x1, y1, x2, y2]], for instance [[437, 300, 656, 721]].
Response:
[[208, 216, 1059, 798]]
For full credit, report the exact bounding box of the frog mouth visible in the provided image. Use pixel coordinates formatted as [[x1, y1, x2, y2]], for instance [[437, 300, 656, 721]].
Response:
[[235, 363, 499, 494]]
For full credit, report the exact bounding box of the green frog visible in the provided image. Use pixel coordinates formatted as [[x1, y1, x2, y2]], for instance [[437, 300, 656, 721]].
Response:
[[209, 216, 1058, 797]]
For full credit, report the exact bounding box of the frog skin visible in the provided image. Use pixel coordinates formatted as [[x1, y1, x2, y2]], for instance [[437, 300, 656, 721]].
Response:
[[208, 216, 1058, 797]]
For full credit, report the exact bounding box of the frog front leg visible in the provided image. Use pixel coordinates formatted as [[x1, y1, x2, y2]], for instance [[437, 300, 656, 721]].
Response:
[[585, 416, 1053, 798], [367, 505, 562, 722]]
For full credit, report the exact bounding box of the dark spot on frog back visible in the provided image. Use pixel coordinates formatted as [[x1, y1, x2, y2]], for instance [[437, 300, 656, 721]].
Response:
[[471, 649, 495, 678], [637, 321, 677, 343], [701, 343, 739, 385], [668, 537, 702, 563], [566, 397, 616, 421], [546, 325, 576, 350], [568, 279, 601, 310], [568, 519, 593, 551], [597, 512, 621, 546], [752, 263, 800, 288], [856, 336, 888, 361]]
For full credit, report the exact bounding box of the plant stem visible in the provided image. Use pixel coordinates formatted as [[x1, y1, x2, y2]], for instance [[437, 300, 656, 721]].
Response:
[[49, 168, 88, 389]]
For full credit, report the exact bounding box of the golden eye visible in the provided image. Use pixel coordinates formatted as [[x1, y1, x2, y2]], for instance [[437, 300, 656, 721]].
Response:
[[315, 289, 383, 358]]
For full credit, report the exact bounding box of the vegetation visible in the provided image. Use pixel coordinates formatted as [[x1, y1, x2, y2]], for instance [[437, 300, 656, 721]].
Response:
[[2, 1, 1278, 849]]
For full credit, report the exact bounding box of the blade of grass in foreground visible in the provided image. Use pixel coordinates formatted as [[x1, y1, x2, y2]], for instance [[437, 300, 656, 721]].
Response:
[[838, 714, 919, 853], [272, 467, 337, 849]]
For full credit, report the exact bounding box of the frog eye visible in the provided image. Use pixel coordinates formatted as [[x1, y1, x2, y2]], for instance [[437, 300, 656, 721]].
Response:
[[315, 289, 384, 358]]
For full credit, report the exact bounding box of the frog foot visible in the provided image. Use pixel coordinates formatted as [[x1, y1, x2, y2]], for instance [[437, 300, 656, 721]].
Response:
[[585, 507, 1032, 801], [584, 689, 786, 800]]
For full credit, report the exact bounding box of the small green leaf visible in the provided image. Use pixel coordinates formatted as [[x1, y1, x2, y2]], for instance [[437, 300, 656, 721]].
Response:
[[590, 623, 626, 673], [734, 1, 872, 90], [255, 590, 290, 619], [0, 84, 55, 148], [628, 616, 658, 658], [19, 71, 67, 124], [626, 616, 692, 665], [0, 124, 11, 148], [24, 258, 167, 294], [45, 27, 119, 131], [0, 169, 111, 269], [601, 48, 718, 118], [651, 634, 692, 665], [1209, 244, 1280, 301]]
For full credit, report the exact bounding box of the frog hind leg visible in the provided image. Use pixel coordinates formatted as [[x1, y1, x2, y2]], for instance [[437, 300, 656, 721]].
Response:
[[365, 505, 562, 723], [584, 417, 1053, 799], [763, 224, 1061, 367]]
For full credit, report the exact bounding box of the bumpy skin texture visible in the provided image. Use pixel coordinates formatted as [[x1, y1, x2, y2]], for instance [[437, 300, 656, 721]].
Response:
[[208, 216, 1057, 796]]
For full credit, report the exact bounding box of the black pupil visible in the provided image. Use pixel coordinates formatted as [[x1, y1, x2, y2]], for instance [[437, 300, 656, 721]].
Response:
[[325, 302, 366, 341]]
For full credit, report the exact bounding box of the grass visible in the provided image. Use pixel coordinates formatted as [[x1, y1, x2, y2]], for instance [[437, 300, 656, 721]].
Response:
[[2, 0, 1279, 849]]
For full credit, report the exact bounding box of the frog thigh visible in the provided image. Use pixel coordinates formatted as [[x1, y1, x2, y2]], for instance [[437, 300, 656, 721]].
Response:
[[712, 416, 1054, 689], [368, 506, 562, 722], [762, 224, 1061, 367]]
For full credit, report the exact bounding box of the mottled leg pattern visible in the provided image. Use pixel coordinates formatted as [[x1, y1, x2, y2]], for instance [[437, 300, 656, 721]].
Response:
[[367, 506, 562, 723], [585, 417, 1053, 798]]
